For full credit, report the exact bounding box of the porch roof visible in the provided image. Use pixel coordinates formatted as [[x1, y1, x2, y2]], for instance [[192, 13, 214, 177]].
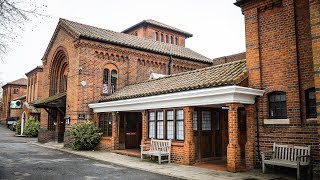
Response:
[[90, 60, 264, 113], [100, 60, 248, 102], [33, 91, 66, 108]]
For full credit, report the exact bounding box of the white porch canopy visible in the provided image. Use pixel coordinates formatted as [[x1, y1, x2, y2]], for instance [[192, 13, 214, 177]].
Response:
[[88, 85, 264, 113]]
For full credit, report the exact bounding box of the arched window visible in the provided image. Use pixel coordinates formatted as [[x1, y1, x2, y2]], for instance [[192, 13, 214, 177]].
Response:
[[102, 68, 117, 95], [111, 70, 117, 94], [161, 34, 164, 42], [155, 32, 159, 41], [268, 91, 287, 119], [166, 35, 169, 43], [103, 69, 109, 94], [170, 36, 174, 44], [305, 88, 316, 118], [175, 37, 179, 45]]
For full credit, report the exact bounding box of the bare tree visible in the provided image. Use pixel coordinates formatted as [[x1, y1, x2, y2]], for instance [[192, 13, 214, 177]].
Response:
[[0, 0, 47, 61]]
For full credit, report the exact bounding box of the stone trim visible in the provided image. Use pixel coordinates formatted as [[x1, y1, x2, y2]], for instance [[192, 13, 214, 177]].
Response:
[[263, 119, 289, 125]]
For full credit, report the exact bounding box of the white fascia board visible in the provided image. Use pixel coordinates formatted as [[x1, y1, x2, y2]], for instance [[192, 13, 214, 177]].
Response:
[[88, 85, 264, 113]]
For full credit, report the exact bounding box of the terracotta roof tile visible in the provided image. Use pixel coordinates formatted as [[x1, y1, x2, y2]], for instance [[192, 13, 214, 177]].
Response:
[[2, 78, 28, 88], [100, 59, 247, 102], [122, 19, 193, 38], [60, 18, 211, 63]]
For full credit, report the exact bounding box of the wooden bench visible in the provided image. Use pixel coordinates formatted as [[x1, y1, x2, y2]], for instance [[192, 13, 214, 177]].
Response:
[[140, 139, 171, 164], [262, 143, 311, 179]]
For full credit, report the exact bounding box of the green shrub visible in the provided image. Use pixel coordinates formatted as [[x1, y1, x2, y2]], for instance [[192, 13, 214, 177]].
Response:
[[24, 116, 40, 137], [16, 120, 21, 135], [69, 120, 102, 150]]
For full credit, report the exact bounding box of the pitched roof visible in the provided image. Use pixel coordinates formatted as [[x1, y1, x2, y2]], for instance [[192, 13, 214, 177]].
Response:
[[212, 52, 246, 65], [54, 18, 211, 63], [25, 65, 43, 76], [122, 19, 193, 38], [100, 59, 247, 102], [2, 78, 28, 88]]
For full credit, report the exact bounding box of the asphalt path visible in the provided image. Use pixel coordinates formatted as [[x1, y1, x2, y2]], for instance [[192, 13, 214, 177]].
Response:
[[0, 125, 176, 180]]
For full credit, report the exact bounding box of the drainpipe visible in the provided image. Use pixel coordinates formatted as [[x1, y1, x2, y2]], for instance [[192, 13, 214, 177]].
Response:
[[255, 96, 261, 167], [293, 0, 304, 126], [8, 85, 12, 118]]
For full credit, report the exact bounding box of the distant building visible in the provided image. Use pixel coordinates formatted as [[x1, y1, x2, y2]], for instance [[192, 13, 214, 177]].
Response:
[[0, 78, 27, 124]]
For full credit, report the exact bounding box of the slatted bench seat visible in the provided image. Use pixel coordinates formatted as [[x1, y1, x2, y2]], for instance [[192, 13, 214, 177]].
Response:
[[262, 143, 311, 179], [140, 139, 171, 164]]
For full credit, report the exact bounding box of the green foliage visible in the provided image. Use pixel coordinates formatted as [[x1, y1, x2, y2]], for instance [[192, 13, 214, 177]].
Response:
[[69, 120, 102, 150], [16, 120, 21, 135], [24, 116, 40, 137]]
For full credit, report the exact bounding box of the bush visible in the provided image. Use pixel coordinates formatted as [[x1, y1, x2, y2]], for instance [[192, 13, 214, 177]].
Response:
[[24, 116, 40, 137], [16, 120, 21, 135], [69, 120, 102, 150]]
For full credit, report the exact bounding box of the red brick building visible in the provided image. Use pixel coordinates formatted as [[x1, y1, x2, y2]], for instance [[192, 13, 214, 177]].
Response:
[[32, 18, 212, 143], [27, 0, 320, 174], [0, 78, 27, 124]]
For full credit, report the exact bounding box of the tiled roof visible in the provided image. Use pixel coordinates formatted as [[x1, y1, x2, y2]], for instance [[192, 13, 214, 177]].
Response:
[[59, 18, 211, 63], [212, 52, 246, 65], [25, 65, 43, 76], [33, 91, 66, 107], [100, 59, 247, 102], [122, 19, 193, 38], [2, 78, 28, 88]]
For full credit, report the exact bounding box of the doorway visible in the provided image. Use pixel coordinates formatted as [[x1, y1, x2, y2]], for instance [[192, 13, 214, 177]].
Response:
[[124, 112, 142, 149]]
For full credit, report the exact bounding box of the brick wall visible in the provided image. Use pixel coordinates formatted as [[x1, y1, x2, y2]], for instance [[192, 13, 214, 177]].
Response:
[[240, 0, 320, 167]]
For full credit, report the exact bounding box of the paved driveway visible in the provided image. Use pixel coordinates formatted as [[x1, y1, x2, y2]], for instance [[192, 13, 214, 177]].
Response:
[[0, 125, 176, 180]]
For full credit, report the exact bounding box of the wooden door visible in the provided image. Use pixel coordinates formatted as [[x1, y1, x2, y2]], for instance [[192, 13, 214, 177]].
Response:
[[57, 112, 65, 143], [238, 107, 247, 159], [201, 110, 213, 158], [125, 112, 140, 149]]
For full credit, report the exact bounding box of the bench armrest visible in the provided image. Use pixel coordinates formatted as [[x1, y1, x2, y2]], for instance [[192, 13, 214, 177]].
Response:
[[297, 155, 310, 162], [140, 144, 151, 150], [261, 151, 274, 160]]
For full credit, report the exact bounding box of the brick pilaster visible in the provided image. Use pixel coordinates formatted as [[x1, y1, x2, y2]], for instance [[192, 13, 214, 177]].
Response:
[[141, 110, 148, 145], [245, 104, 255, 170], [111, 112, 119, 150], [226, 103, 241, 172], [183, 107, 195, 165]]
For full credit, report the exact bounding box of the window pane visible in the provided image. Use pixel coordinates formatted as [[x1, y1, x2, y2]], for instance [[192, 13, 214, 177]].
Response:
[[176, 110, 184, 140], [157, 111, 164, 139], [167, 111, 174, 139], [149, 112, 155, 138], [269, 92, 287, 118], [193, 111, 197, 131], [103, 69, 109, 94], [107, 114, 112, 136], [176, 120, 184, 140], [202, 111, 211, 131], [111, 70, 117, 94], [167, 121, 174, 139]]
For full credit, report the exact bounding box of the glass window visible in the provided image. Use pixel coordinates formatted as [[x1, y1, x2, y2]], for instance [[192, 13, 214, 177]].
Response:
[[170, 36, 174, 44], [166, 110, 174, 139], [166, 35, 169, 43], [269, 92, 287, 119], [149, 112, 155, 139], [161, 34, 164, 42], [103, 69, 109, 94], [176, 110, 184, 140], [157, 111, 164, 139], [111, 70, 117, 94], [99, 113, 112, 136], [202, 111, 211, 130], [193, 111, 197, 131], [175, 37, 178, 45], [13, 88, 19, 94], [306, 88, 316, 118]]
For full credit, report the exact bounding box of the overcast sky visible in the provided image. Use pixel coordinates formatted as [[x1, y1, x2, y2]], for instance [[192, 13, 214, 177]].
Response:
[[0, 0, 245, 84]]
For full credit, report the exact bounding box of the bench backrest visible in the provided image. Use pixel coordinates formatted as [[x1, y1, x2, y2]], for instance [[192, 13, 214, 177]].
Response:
[[150, 139, 171, 152], [273, 143, 311, 163]]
